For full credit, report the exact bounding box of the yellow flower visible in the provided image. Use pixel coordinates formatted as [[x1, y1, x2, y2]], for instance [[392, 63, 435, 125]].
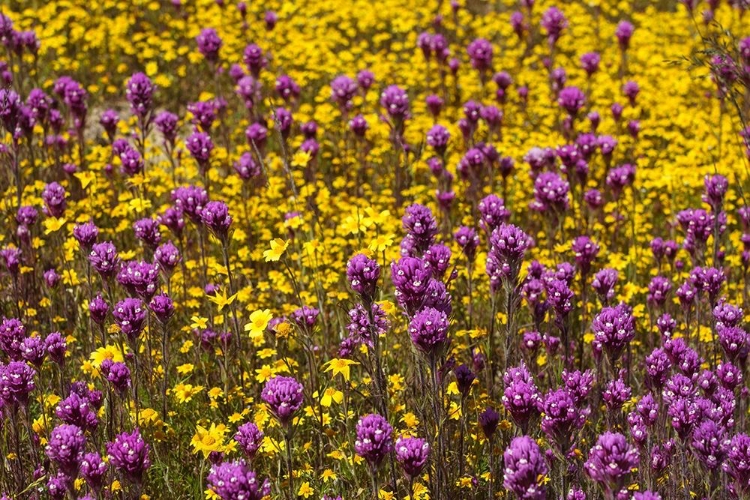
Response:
[[43, 218, 67, 235], [291, 150, 312, 168], [89, 345, 125, 368], [173, 384, 204, 404], [208, 289, 238, 313], [190, 316, 209, 329], [323, 358, 358, 381], [263, 238, 289, 262], [320, 469, 337, 483], [400, 412, 419, 429], [176, 364, 194, 376], [319, 387, 343, 407], [369, 233, 395, 253], [191, 424, 227, 459], [298, 482, 314, 498], [245, 309, 273, 338]]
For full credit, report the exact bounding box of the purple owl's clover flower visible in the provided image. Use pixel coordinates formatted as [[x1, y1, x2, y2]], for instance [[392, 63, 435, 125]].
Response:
[[355, 413, 393, 467], [503, 436, 548, 500], [261, 376, 304, 427], [584, 432, 639, 498]]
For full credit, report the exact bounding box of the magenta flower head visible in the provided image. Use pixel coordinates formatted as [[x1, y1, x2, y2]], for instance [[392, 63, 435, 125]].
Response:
[[261, 376, 304, 426], [541, 6, 567, 45], [478, 194, 511, 233], [119, 145, 144, 176], [487, 223, 533, 291], [380, 85, 409, 123], [355, 413, 393, 467], [479, 406, 500, 438], [201, 201, 232, 240], [691, 419, 729, 471], [330, 75, 358, 110], [106, 361, 131, 394], [45, 332, 67, 365], [0, 317, 26, 361], [0, 360, 36, 406], [402, 203, 438, 252], [235, 422, 264, 461], [503, 436, 548, 500], [467, 38, 493, 72], [154, 241, 181, 275], [149, 293, 175, 324], [395, 436, 430, 479], [584, 432, 639, 497], [196, 28, 222, 62], [703, 173, 729, 210], [454, 226, 480, 263], [99, 108, 119, 139], [243, 44, 267, 77], [558, 86, 586, 117], [347, 253, 381, 303], [207, 460, 271, 500], [88, 241, 119, 279], [186, 131, 214, 169], [117, 261, 159, 300], [615, 20, 634, 50], [572, 236, 599, 275], [73, 221, 99, 250], [46, 424, 86, 476], [80, 452, 108, 493], [107, 428, 151, 484], [409, 307, 449, 355], [581, 52, 601, 76], [42, 182, 67, 217], [88, 294, 108, 325], [171, 185, 209, 224], [532, 172, 569, 213], [724, 433, 750, 496], [541, 388, 587, 453], [154, 111, 179, 144], [133, 218, 161, 248], [125, 72, 155, 119], [426, 124, 450, 155], [113, 298, 147, 340], [592, 303, 635, 364], [391, 257, 432, 314]]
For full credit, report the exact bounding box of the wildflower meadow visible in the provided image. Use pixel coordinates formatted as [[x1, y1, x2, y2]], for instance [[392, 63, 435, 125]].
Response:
[[2, 0, 750, 498]]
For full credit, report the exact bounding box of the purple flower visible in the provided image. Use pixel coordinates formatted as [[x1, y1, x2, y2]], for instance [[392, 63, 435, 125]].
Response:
[[0, 360, 35, 406], [201, 201, 232, 239], [80, 452, 108, 493], [541, 389, 587, 453], [261, 376, 304, 426], [234, 423, 264, 461], [454, 364, 475, 396], [541, 6, 567, 44], [409, 307, 449, 355], [479, 406, 500, 438], [186, 131, 214, 168], [478, 194, 511, 233], [584, 432, 639, 496], [196, 28, 222, 62], [502, 366, 542, 432], [119, 145, 144, 176], [275, 75, 300, 102], [0, 317, 26, 360], [355, 413, 393, 466], [724, 433, 750, 495], [532, 172, 569, 213], [380, 85, 409, 123], [391, 257, 432, 314], [647, 276, 671, 307], [454, 226, 480, 262], [602, 373, 631, 412], [46, 424, 86, 476], [171, 186, 209, 224], [106, 361, 131, 394], [591, 303, 635, 363], [347, 253, 381, 302], [691, 419, 729, 471], [154, 111, 179, 143], [45, 332, 67, 365], [88, 241, 119, 278], [207, 460, 270, 500], [21, 336, 46, 367], [125, 72, 155, 119], [42, 182, 67, 217], [330, 75, 358, 110], [572, 236, 599, 275], [558, 86, 585, 116], [117, 261, 159, 300], [149, 293, 175, 324], [56, 391, 98, 431], [616, 20, 634, 50], [113, 298, 147, 340], [402, 204, 438, 252], [503, 436, 548, 500], [395, 436, 430, 479], [107, 428, 151, 484], [426, 125, 450, 155], [133, 218, 162, 248], [467, 38, 493, 72]]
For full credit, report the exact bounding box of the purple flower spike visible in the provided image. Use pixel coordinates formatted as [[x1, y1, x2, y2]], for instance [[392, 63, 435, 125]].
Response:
[[355, 413, 393, 466], [261, 376, 304, 426], [503, 436, 548, 500]]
